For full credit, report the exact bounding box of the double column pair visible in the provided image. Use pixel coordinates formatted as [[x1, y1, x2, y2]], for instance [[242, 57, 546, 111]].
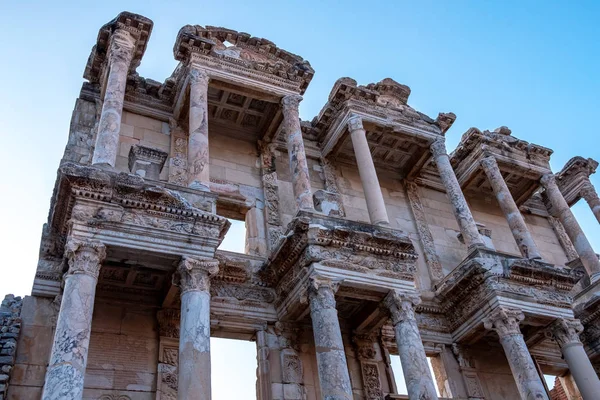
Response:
[[306, 277, 438, 400], [41, 239, 219, 400], [484, 307, 600, 400]]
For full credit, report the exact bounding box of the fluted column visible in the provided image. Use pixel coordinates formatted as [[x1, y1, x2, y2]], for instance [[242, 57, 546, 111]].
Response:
[[187, 67, 211, 191], [480, 156, 542, 259], [430, 139, 484, 249], [42, 239, 106, 400], [347, 115, 389, 225], [281, 95, 314, 211], [307, 276, 352, 400], [174, 257, 219, 400], [581, 180, 600, 224], [483, 307, 548, 400], [92, 29, 136, 168], [384, 291, 439, 400], [541, 174, 600, 283], [548, 319, 600, 399]]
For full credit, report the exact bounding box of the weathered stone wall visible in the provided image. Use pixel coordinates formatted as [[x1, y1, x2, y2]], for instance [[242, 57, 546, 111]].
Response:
[[0, 295, 22, 400], [62, 99, 99, 165], [470, 344, 521, 400]]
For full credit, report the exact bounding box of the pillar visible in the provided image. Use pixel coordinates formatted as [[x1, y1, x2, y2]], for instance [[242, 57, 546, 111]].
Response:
[[581, 180, 600, 224], [187, 67, 211, 191], [42, 239, 106, 400], [92, 29, 136, 168], [480, 156, 542, 259], [281, 95, 314, 211], [307, 276, 352, 400], [483, 307, 549, 400], [430, 139, 485, 250], [174, 257, 219, 400], [347, 115, 389, 226], [548, 318, 600, 399], [541, 174, 600, 283], [383, 291, 439, 400]]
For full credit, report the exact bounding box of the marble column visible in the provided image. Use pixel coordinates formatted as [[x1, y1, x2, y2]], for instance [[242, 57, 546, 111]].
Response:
[[430, 139, 485, 250], [347, 115, 389, 226], [42, 239, 106, 400], [307, 276, 352, 400], [548, 318, 600, 399], [92, 29, 136, 168], [483, 307, 549, 400], [187, 67, 211, 191], [541, 174, 600, 283], [383, 291, 439, 400], [581, 180, 600, 224], [175, 257, 219, 400], [480, 156, 542, 259], [281, 95, 314, 211]]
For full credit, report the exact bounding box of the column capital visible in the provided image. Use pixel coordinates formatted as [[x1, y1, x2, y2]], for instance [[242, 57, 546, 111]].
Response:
[[305, 276, 343, 308], [580, 179, 598, 200], [540, 173, 558, 188], [347, 114, 364, 132], [189, 66, 210, 86], [430, 138, 448, 158], [483, 307, 524, 338], [281, 94, 303, 112], [480, 155, 499, 170], [64, 239, 106, 279], [383, 290, 421, 325], [109, 28, 136, 65], [547, 318, 583, 348], [174, 257, 219, 294]]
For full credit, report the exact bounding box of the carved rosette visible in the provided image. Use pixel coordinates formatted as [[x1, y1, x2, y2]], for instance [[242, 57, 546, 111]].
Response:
[[383, 291, 421, 325], [483, 307, 524, 338], [64, 239, 107, 279], [174, 257, 219, 294], [548, 318, 584, 348], [347, 114, 364, 132]]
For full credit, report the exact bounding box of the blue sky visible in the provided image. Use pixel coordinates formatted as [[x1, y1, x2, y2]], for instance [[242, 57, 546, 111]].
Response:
[[0, 1, 598, 395]]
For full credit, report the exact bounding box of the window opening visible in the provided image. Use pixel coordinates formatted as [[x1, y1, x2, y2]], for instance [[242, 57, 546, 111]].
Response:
[[211, 337, 257, 399], [217, 218, 246, 254], [389, 355, 442, 396]]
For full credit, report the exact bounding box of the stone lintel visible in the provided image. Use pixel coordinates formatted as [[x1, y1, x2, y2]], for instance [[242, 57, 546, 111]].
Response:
[[128, 144, 168, 180], [556, 156, 599, 206], [84, 11, 154, 84]]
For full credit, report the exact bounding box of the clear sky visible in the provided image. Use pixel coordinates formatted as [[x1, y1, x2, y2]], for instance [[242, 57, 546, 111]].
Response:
[[0, 0, 599, 397]]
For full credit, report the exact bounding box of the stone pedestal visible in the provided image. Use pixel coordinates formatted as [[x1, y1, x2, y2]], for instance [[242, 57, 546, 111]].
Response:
[[430, 139, 484, 250], [581, 180, 600, 224], [548, 318, 600, 399], [42, 239, 106, 400], [174, 257, 219, 400], [483, 307, 549, 400], [187, 68, 211, 191], [480, 156, 542, 259], [542, 174, 600, 283], [281, 95, 314, 211], [347, 115, 389, 226], [384, 291, 439, 400], [92, 29, 135, 168], [307, 277, 352, 400]]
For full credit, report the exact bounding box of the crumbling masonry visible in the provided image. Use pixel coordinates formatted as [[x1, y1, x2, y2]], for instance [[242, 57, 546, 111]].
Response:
[[4, 11, 600, 400]]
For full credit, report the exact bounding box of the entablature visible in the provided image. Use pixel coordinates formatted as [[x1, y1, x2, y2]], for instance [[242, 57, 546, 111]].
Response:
[[450, 126, 553, 205], [555, 156, 598, 206]]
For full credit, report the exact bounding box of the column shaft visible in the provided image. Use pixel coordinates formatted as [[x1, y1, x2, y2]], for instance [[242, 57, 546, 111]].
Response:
[[384, 291, 439, 400], [308, 277, 352, 400], [542, 174, 600, 282], [549, 319, 600, 399], [347, 116, 389, 225], [481, 157, 542, 259], [92, 29, 135, 168], [175, 257, 219, 400], [581, 180, 600, 224], [430, 139, 484, 249], [281, 95, 314, 211], [42, 240, 106, 400], [484, 308, 548, 400], [187, 67, 211, 190]]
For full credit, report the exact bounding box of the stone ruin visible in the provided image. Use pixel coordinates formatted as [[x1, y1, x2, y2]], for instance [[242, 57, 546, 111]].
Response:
[[3, 10, 600, 400]]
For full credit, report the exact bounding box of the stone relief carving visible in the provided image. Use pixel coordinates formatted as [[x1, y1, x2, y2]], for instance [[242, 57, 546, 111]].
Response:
[[361, 362, 383, 400], [173, 257, 219, 293], [281, 349, 303, 384]]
